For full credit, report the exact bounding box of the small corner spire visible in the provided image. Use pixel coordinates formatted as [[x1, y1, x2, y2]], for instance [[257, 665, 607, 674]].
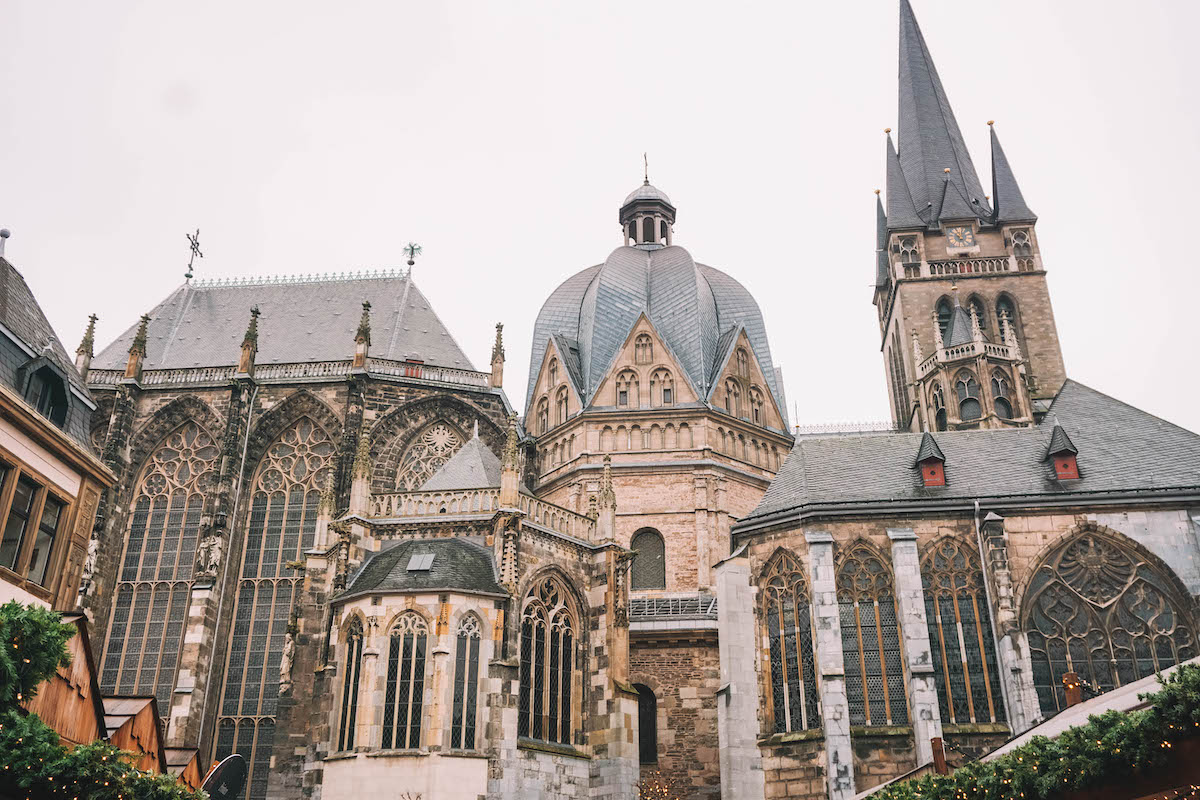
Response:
[[242, 305, 260, 349], [238, 306, 260, 376], [989, 122, 1037, 223], [125, 313, 152, 381], [353, 301, 371, 369], [76, 313, 98, 358], [500, 415, 520, 507], [490, 322, 505, 389]]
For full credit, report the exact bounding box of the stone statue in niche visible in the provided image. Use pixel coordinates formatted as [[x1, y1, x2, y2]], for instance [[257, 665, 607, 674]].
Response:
[[278, 632, 296, 694], [78, 535, 100, 597], [195, 533, 224, 579]]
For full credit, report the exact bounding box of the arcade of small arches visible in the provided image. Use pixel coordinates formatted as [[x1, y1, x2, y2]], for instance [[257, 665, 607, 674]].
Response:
[[934, 291, 1027, 350], [756, 527, 1198, 735]]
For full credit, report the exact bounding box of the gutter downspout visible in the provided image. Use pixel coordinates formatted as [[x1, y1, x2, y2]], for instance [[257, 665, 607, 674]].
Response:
[[199, 381, 259, 751], [974, 498, 1014, 725]]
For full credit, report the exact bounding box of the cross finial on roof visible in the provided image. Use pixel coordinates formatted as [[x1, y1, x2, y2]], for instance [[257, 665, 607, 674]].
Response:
[[643, 152, 649, 185], [185, 229, 203, 282]]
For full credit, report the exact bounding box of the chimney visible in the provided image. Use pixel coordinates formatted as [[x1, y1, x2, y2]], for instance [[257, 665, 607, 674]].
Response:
[[499, 416, 520, 507], [490, 322, 505, 388], [353, 300, 371, 369], [237, 306, 260, 377], [125, 314, 151, 381], [0, 229, 10, 258], [75, 313, 98, 381]]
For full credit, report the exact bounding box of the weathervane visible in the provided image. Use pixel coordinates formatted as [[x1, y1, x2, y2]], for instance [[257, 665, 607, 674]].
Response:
[[185, 229, 203, 282], [643, 152, 649, 185], [403, 242, 422, 267]]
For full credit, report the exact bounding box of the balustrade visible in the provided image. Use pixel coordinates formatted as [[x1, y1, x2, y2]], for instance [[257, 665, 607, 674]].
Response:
[[927, 256, 1011, 276], [369, 489, 500, 518]]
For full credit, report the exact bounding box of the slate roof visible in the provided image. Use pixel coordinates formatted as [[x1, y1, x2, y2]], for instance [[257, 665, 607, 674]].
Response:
[[623, 182, 673, 207], [341, 537, 503, 598], [990, 125, 1037, 223], [885, 134, 927, 229], [0, 257, 90, 397], [94, 271, 474, 371], [527, 245, 786, 425], [1045, 424, 1078, 457], [874, 195, 891, 288], [741, 380, 1200, 524], [420, 433, 502, 490], [896, 0, 990, 223], [914, 432, 944, 464], [943, 303, 979, 347]]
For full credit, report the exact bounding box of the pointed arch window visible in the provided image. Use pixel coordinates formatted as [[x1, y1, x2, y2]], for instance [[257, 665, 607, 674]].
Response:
[[383, 613, 429, 749], [519, 575, 578, 745], [955, 370, 982, 422], [630, 528, 665, 590], [396, 421, 465, 490], [337, 618, 365, 751], [1024, 531, 1198, 716], [214, 416, 334, 797], [641, 217, 655, 243], [1010, 228, 1034, 271], [616, 370, 639, 408], [991, 370, 1014, 420], [931, 383, 948, 432], [650, 369, 673, 407], [921, 539, 1005, 724], [898, 235, 920, 264], [451, 615, 482, 750], [724, 379, 741, 417], [555, 387, 568, 426], [837, 542, 908, 726], [763, 551, 821, 733], [634, 334, 653, 365], [735, 348, 750, 377], [636, 684, 658, 763], [549, 358, 558, 387], [749, 386, 765, 425], [101, 422, 218, 716], [536, 398, 549, 435], [936, 298, 953, 339]]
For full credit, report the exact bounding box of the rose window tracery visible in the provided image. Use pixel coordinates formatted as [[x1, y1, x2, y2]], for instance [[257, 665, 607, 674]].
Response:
[[396, 422, 465, 491]]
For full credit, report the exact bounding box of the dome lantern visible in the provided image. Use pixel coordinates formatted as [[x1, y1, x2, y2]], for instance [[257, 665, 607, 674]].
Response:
[[619, 179, 676, 247]]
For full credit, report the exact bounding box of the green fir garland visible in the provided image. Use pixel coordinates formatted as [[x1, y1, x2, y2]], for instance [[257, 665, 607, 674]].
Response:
[[869, 664, 1200, 800]]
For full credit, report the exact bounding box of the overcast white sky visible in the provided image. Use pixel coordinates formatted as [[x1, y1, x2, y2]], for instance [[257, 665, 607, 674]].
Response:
[[3, 0, 1198, 432]]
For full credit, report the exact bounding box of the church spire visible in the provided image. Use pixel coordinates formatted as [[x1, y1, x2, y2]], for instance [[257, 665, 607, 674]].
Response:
[[989, 122, 1037, 223], [886, 131, 926, 228], [897, 0, 990, 222], [875, 191, 890, 289]]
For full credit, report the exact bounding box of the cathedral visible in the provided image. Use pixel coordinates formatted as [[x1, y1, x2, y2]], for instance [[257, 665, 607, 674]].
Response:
[[42, 1, 1200, 799]]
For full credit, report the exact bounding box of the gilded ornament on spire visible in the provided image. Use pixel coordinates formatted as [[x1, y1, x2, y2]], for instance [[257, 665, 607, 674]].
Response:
[[355, 301, 372, 346], [76, 314, 98, 358]]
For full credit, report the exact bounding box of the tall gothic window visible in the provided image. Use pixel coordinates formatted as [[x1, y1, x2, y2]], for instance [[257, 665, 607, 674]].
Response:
[[763, 550, 821, 733], [634, 334, 653, 365], [101, 423, 217, 715], [396, 422, 465, 490], [921, 539, 1005, 725], [214, 417, 334, 799], [536, 398, 549, 434], [555, 387, 568, 426], [337, 618, 365, 751], [936, 298, 953, 339], [1024, 531, 1198, 716], [955, 370, 982, 422], [451, 615, 482, 749], [1011, 228, 1034, 271], [931, 383, 948, 432], [735, 348, 749, 377], [837, 541, 908, 726], [616, 370, 639, 408], [519, 575, 578, 745], [549, 358, 558, 386], [991, 370, 1014, 420], [630, 528, 666, 590], [383, 613, 429, 749], [650, 369, 673, 407], [749, 387, 765, 425], [724, 379, 741, 417]]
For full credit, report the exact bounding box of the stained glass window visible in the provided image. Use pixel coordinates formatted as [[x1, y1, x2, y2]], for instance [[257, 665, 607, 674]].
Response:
[[382, 613, 428, 749], [762, 550, 821, 733], [921, 538, 1005, 724], [450, 614, 481, 749], [215, 417, 333, 798], [630, 529, 666, 591], [837, 541, 908, 726], [1025, 531, 1198, 716], [396, 422, 464, 491], [337, 618, 364, 751], [955, 370, 982, 422], [101, 422, 217, 718], [518, 575, 577, 745]]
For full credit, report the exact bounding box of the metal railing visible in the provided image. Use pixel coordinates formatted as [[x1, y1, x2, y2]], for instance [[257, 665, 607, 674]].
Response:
[[629, 593, 718, 621]]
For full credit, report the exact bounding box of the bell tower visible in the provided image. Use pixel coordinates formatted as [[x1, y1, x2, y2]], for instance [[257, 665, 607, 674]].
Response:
[[874, 0, 1066, 432]]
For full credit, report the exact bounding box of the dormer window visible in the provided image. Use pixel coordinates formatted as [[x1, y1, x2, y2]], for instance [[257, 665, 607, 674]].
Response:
[[25, 366, 67, 427], [914, 432, 946, 488], [1045, 424, 1080, 481], [1053, 455, 1079, 480]]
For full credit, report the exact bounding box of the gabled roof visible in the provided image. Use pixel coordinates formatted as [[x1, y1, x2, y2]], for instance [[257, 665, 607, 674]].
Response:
[[914, 432, 944, 464], [1045, 424, 1078, 459], [897, 0, 990, 223], [420, 432, 502, 490], [95, 271, 474, 371], [550, 333, 586, 399], [741, 380, 1200, 524], [341, 537, 503, 598], [0, 257, 90, 398], [942, 302, 979, 347], [990, 124, 1037, 223]]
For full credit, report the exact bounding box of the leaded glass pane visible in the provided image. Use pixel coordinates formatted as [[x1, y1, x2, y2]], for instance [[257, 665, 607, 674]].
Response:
[[630, 529, 666, 590], [519, 576, 578, 745], [762, 550, 820, 732]]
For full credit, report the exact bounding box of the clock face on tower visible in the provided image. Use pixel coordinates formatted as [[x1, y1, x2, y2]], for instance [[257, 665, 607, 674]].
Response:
[[947, 226, 976, 247]]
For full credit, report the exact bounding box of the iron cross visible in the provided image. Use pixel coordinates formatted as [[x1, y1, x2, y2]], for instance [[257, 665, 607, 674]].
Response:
[[185, 229, 203, 281]]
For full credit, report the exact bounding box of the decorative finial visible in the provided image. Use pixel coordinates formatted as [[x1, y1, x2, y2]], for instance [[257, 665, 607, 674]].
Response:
[[353, 425, 372, 480], [643, 152, 649, 185], [598, 454, 616, 509], [130, 314, 151, 356], [76, 313, 98, 358], [884, 127, 891, 134], [911, 330, 923, 363], [356, 300, 371, 346], [319, 471, 336, 515], [501, 415, 519, 471], [874, 189, 881, 195], [491, 322, 505, 363], [242, 306, 260, 348], [987, 120, 995, 126], [403, 242, 422, 267], [943, 167, 951, 174], [931, 310, 944, 350], [969, 303, 983, 342], [185, 229, 203, 282], [950, 281, 960, 305]]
